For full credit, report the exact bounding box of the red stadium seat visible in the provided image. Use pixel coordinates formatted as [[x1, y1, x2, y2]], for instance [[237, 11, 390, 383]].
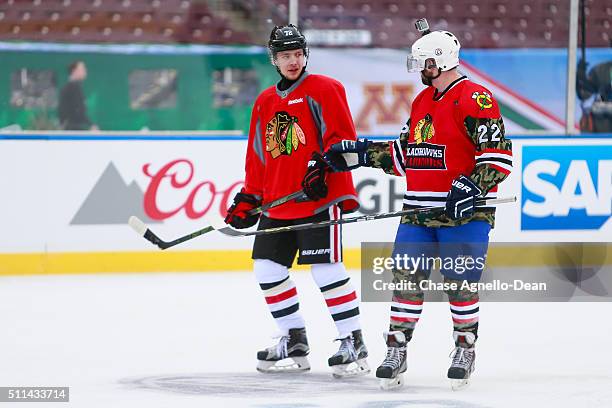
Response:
[[0, 0, 608, 47]]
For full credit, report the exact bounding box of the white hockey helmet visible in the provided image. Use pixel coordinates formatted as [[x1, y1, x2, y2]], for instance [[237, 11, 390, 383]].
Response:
[[406, 30, 461, 73]]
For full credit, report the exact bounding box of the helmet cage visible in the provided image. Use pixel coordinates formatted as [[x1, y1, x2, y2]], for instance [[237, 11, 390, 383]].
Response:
[[406, 53, 436, 73]]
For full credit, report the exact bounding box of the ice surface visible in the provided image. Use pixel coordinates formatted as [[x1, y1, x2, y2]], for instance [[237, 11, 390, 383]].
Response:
[[1, 270, 611, 407]]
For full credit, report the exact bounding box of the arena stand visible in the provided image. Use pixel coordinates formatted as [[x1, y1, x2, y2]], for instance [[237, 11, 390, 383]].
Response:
[[0, 0, 609, 47]]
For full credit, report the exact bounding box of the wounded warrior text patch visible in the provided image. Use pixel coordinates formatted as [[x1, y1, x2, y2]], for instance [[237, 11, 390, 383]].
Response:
[[405, 142, 447, 170]]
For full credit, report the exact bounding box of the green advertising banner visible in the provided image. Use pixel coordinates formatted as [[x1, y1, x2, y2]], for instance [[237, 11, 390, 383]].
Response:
[[0, 42, 277, 132]]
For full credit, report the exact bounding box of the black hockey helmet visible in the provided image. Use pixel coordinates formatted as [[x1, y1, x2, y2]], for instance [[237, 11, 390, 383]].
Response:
[[268, 24, 308, 58]]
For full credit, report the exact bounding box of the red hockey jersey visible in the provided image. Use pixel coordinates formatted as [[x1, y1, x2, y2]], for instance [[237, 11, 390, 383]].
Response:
[[243, 72, 359, 220], [368, 76, 513, 226]]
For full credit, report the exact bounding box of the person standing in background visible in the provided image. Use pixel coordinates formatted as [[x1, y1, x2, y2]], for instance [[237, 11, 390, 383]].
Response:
[[577, 56, 612, 133], [58, 61, 98, 131]]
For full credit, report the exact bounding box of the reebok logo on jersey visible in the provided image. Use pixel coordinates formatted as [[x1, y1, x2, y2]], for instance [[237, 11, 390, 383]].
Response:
[[301, 248, 331, 256], [405, 142, 447, 170], [288, 98, 303, 105]]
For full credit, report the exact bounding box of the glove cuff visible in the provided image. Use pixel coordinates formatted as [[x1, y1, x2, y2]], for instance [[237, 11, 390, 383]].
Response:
[[235, 190, 262, 206], [456, 175, 482, 196], [358, 139, 372, 167]]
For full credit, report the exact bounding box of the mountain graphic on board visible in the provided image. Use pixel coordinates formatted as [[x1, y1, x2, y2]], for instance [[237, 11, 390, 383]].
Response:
[[71, 162, 160, 225]]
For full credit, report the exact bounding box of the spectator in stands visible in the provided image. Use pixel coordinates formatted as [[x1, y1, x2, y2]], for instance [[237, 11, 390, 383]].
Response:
[[58, 61, 98, 131], [577, 53, 612, 133]]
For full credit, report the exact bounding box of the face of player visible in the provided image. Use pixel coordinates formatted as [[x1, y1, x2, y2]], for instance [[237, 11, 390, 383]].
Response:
[[72, 62, 87, 81], [420, 58, 440, 85], [275, 49, 305, 80]]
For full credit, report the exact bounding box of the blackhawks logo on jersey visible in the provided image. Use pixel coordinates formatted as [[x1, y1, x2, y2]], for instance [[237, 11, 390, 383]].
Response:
[[413, 113, 435, 144], [471, 91, 493, 110], [265, 111, 306, 159]]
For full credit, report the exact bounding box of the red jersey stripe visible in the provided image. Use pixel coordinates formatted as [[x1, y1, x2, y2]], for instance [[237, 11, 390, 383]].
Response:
[[333, 206, 340, 263], [476, 148, 513, 156], [489, 163, 512, 174], [390, 141, 403, 176]]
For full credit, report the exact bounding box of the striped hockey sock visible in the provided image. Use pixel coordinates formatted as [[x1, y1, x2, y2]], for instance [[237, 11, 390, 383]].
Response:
[[388, 269, 426, 340], [445, 277, 480, 347], [449, 299, 479, 347], [311, 263, 361, 337], [254, 259, 305, 332], [389, 296, 423, 338]]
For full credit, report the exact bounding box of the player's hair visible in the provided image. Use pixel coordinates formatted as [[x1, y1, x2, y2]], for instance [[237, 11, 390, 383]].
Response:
[[67, 60, 84, 75]]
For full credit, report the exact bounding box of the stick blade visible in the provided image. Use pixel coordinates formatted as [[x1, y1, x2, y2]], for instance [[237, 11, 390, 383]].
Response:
[[128, 216, 148, 236]]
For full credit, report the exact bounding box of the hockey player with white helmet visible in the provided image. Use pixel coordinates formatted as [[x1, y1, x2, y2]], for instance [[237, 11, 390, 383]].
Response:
[[407, 28, 461, 83], [324, 19, 513, 390]]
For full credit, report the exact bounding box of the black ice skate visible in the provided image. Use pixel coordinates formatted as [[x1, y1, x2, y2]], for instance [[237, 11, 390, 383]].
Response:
[[376, 331, 407, 390], [448, 331, 476, 391], [328, 329, 370, 378], [256, 328, 310, 373]]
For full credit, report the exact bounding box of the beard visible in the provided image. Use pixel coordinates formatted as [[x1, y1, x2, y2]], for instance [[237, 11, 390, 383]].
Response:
[[421, 73, 433, 86], [421, 68, 441, 86]]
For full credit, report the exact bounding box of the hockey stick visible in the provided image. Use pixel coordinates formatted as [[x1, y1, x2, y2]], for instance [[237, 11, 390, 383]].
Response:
[[207, 196, 516, 237], [128, 189, 307, 249]]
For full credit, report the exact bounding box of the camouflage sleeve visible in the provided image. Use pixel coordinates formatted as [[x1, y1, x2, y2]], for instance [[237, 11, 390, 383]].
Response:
[[464, 116, 513, 194], [366, 120, 410, 176]]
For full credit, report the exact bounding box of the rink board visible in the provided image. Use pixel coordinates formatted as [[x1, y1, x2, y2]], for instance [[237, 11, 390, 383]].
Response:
[[0, 133, 610, 274]]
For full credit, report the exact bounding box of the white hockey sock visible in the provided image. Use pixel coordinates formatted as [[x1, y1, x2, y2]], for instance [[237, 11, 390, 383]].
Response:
[[311, 262, 361, 338], [254, 259, 305, 332]]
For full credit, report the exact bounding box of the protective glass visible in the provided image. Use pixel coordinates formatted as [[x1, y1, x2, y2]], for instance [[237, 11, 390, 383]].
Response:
[[406, 55, 438, 73], [406, 54, 426, 73]]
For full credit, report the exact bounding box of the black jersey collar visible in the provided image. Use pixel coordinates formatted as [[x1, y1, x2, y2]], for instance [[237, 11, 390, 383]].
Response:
[[433, 75, 468, 101], [276, 71, 309, 98]]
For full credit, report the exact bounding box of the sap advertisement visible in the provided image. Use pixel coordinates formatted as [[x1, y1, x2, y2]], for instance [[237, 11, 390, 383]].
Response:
[[522, 145, 611, 232]]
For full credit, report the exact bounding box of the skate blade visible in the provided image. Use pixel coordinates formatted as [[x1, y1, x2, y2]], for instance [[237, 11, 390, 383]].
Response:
[[257, 357, 310, 374], [379, 374, 404, 390], [451, 378, 471, 391], [331, 359, 371, 378]]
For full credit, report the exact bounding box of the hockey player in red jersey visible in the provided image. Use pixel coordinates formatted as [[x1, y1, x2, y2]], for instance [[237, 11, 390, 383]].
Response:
[[224, 24, 369, 378], [324, 22, 512, 390]]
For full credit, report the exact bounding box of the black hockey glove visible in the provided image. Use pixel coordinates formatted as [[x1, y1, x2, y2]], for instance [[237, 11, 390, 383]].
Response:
[[301, 152, 329, 201], [324, 139, 371, 172], [224, 189, 262, 229], [445, 175, 483, 220]]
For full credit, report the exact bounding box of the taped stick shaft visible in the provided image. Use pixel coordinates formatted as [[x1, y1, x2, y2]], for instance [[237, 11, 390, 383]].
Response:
[[152, 226, 215, 250]]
